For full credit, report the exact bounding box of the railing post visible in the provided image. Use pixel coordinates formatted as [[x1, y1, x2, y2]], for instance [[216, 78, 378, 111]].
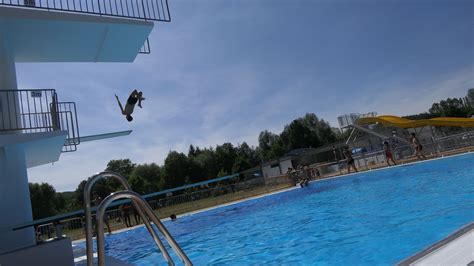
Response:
[[141, 0, 147, 20], [97, 0, 102, 15], [53, 220, 63, 239]]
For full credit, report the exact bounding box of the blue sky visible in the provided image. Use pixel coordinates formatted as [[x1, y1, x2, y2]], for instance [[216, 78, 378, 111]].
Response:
[[23, 0, 473, 191]]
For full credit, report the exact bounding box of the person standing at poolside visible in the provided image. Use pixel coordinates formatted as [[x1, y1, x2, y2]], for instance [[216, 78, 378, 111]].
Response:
[[383, 141, 397, 166], [286, 167, 297, 186], [133, 207, 141, 225], [343, 147, 358, 173], [95, 196, 112, 234], [332, 146, 338, 162], [411, 133, 427, 160], [120, 204, 132, 227]]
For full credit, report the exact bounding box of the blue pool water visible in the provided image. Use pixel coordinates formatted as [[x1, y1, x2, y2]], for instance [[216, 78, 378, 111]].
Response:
[[81, 153, 474, 265]]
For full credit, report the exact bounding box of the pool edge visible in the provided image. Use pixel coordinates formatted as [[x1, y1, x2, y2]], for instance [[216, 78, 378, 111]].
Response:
[[398, 222, 474, 266]]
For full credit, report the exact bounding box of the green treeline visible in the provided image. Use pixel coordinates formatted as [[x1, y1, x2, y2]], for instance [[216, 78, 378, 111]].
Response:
[[404, 89, 474, 119]]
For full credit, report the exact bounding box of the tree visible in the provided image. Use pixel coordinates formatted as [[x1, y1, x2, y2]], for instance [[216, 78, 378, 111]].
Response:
[[280, 119, 321, 150], [188, 144, 197, 157], [72, 180, 87, 207], [429, 98, 471, 117], [258, 130, 280, 160], [105, 159, 136, 191], [232, 155, 251, 174], [403, 112, 434, 120], [29, 183, 59, 219], [106, 159, 136, 178], [128, 175, 148, 195], [298, 113, 336, 145], [234, 142, 259, 172], [217, 168, 229, 177], [162, 151, 190, 189], [93, 178, 115, 199], [467, 88, 474, 107], [335, 129, 352, 142], [130, 163, 162, 193], [192, 148, 219, 180], [215, 143, 237, 174]]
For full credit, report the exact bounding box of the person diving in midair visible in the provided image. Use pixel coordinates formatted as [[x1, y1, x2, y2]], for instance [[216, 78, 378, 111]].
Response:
[[115, 89, 145, 122]]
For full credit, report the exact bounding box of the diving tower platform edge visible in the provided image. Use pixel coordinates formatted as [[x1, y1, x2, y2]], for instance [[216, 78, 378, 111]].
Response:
[[0, 6, 154, 62], [0, 0, 170, 22]]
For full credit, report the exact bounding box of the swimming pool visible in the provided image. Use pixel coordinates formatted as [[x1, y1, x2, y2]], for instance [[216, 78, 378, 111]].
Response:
[[79, 153, 474, 265]]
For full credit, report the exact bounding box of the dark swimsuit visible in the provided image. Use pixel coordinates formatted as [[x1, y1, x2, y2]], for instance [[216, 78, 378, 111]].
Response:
[[127, 95, 138, 105], [348, 158, 354, 164]]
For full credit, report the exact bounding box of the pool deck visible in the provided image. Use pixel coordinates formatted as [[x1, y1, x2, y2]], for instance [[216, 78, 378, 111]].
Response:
[[73, 244, 132, 266], [399, 222, 474, 266]]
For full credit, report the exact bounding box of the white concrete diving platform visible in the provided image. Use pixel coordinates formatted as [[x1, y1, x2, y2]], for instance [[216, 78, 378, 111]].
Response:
[[0, 6, 153, 62], [0, 130, 68, 168]]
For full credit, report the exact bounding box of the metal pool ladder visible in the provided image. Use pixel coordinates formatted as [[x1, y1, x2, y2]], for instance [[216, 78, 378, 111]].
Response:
[[83, 171, 193, 266]]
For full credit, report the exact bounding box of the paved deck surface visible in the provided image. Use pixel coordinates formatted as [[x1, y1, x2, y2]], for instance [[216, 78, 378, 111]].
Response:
[[400, 222, 474, 266], [73, 244, 132, 266]]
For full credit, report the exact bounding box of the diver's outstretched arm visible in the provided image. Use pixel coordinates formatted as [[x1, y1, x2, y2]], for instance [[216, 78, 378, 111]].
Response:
[[115, 94, 124, 114]]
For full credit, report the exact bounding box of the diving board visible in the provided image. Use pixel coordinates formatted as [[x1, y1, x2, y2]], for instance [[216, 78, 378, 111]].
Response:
[[65, 130, 132, 145]]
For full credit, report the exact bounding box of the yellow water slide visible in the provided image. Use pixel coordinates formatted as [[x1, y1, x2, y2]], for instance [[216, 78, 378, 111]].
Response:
[[357, 115, 474, 128]]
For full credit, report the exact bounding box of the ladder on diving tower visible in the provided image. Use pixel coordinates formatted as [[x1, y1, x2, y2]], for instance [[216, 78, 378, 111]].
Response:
[[83, 171, 192, 266]]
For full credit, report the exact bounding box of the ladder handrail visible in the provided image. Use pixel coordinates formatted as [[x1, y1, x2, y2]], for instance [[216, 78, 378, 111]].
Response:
[[83, 171, 132, 266], [349, 124, 410, 144], [96, 191, 193, 266], [83, 171, 191, 266]]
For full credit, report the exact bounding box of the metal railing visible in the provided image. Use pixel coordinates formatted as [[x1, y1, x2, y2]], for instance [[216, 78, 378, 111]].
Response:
[[0, 0, 171, 22], [1, 89, 55, 132], [0, 89, 80, 152], [84, 171, 191, 266], [315, 131, 474, 175], [138, 38, 151, 54], [33, 175, 282, 241], [97, 191, 192, 266], [56, 101, 80, 152], [145, 177, 266, 209]]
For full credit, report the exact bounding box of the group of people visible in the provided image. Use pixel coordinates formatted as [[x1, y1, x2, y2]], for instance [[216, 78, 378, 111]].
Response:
[[287, 165, 321, 188], [382, 132, 426, 166], [333, 132, 427, 174]]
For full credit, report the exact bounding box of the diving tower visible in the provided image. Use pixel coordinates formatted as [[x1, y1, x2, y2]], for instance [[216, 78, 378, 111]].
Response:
[[0, 0, 169, 258]]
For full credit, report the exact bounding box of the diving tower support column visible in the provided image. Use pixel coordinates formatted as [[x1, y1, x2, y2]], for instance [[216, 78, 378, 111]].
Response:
[[0, 35, 35, 253]]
